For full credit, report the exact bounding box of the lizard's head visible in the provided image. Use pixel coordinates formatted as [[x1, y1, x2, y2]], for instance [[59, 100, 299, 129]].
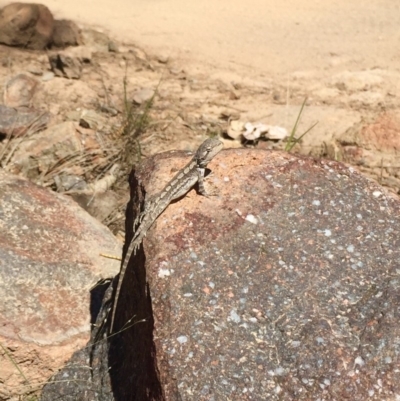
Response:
[[195, 137, 224, 167]]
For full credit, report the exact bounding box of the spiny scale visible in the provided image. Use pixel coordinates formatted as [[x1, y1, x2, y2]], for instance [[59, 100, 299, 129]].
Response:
[[109, 138, 223, 333]]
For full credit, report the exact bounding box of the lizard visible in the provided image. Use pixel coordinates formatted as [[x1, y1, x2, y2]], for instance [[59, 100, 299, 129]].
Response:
[[109, 137, 223, 333]]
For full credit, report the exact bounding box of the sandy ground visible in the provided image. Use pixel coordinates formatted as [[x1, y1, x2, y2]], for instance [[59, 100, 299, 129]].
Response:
[[9, 0, 400, 81]]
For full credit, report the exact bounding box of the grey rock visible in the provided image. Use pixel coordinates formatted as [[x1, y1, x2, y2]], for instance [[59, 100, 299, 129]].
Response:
[[41, 71, 55, 81], [49, 52, 82, 79], [54, 174, 87, 192], [9, 121, 81, 179], [41, 148, 400, 400], [0, 104, 50, 137], [132, 88, 155, 105], [108, 41, 118, 53], [27, 61, 43, 76], [81, 28, 111, 53], [79, 109, 107, 130], [3, 73, 38, 108], [52, 19, 82, 48], [48, 47, 91, 79], [157, 54, 169, 64]]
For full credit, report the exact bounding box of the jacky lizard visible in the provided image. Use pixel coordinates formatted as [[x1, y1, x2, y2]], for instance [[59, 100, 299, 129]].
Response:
[[110, 137, 223, 332]]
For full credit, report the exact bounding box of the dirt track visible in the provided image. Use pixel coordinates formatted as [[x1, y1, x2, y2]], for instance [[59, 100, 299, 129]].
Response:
[[18, 0, 400, 80]]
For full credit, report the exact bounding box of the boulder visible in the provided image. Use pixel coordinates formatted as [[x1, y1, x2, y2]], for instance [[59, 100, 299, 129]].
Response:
[[0, 170, 121, 399], [41, 147, 400, 400], [0, 2, 54, 50], [52, 19, 82, 48]]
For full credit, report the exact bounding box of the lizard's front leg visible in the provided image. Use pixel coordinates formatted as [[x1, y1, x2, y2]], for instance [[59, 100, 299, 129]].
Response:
[[197, 167, 218, 197]]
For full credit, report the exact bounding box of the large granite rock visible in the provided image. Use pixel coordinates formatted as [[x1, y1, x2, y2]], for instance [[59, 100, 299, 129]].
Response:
[[41, 147, 400, 400], [0, 171, 121, 399]]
